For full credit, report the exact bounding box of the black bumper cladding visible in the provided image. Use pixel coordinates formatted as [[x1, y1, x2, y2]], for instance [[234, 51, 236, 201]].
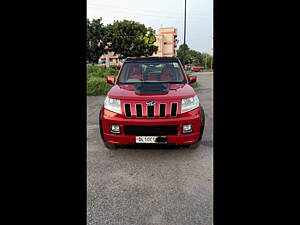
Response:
[[124, 125, 178, 136]]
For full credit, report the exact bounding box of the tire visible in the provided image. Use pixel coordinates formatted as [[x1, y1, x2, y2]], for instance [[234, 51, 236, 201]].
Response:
[[199, 105, 205, 141], [104, 142, 117, 150], [99, 109, 104, 141], [189, 141, 200, 149]]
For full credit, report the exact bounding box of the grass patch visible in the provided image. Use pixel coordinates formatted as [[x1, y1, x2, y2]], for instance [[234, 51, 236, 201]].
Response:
[[186, 71, 193, 76], [87, 66, 118, 96], [190, 82, 199, 89], [87, 66, 119, 78], [87, 77, 114, 96]]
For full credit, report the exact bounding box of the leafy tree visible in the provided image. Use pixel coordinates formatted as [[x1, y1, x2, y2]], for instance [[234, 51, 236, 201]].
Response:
[[102, 20, 158, 58], [189, 50, 203, 66], [201, 53, 213, 69], [87, 18, 106, 64], [176, 44, 191, 65], [177, 44, 213, 69]]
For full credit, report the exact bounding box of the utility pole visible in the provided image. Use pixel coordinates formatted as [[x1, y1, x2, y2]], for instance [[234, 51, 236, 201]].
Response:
[[183, 0, 187, 65], [211, 36, 213, 69]]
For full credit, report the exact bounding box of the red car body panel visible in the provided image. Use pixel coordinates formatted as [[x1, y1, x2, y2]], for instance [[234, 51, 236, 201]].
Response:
[[100, 57, 204, 146]]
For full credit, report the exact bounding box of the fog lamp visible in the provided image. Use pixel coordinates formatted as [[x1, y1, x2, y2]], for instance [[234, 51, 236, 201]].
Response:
[[110, 125, 120, 134], [182, 124, 192, 133]]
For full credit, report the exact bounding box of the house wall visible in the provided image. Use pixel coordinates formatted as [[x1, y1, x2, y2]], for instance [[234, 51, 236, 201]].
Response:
[[153, 27, 177, 57]]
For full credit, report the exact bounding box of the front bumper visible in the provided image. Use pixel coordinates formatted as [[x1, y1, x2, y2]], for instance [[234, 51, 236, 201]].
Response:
[[100, 107, 202, 146]]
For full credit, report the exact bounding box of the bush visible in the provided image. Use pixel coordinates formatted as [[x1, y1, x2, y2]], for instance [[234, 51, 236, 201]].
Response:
[[87, 77, 113, 96], [190, 82, 199, 89], [87, 66, 118, 96], [87, 66, 119, 78]]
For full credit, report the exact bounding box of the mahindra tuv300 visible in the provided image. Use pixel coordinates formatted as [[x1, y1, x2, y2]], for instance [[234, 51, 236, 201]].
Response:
[[99, 57, 205, 149]]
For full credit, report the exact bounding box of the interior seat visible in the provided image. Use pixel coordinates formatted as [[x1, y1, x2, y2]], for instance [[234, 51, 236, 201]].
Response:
[[127, 66, 142, 80], [161, 67, 176, 81]]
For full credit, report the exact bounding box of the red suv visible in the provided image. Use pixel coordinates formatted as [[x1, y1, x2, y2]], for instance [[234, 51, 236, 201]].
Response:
[[99, 57, 205, 149]]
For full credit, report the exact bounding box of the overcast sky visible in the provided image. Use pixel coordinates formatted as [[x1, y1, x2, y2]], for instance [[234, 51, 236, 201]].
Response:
[[87, 0, 213, 54]]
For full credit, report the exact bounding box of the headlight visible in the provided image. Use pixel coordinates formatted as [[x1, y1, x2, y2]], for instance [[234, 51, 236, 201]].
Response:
[[104, 97, 121, 114], [181, 95, 199, 113]]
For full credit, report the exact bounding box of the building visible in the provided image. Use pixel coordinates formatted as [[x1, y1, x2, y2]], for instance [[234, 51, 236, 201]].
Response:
[[98, 51, 122, 68], [153, 27, 178, 57]]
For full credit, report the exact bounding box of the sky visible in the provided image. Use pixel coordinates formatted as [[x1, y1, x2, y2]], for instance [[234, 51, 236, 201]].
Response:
[[87, 0, 213, 54]]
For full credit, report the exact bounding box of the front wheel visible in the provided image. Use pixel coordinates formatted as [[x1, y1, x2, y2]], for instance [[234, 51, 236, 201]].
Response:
[[199, 105, 205, 141], [104, 142, 117, 150]]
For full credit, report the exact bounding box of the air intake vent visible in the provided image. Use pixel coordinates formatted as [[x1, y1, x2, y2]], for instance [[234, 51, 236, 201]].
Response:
[[171, 103, 177, 117], [160, 104, 166, 117], [136, 104, 142, 118], [147, 105, 154, 118], [125, 104, 131, 117]]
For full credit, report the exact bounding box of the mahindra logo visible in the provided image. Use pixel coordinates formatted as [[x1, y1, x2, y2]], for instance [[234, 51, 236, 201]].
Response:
[[146, 101, 156, 106]]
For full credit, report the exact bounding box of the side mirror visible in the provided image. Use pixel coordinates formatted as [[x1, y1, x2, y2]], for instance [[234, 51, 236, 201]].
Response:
[[106, 76, 115, 85], [188, 75, 197, 84]]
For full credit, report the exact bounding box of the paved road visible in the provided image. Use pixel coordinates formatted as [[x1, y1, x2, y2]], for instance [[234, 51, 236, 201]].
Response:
[[87, 72, 213, 225]]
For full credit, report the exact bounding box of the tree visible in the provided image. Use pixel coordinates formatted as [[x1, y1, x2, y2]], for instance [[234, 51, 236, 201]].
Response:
[[87, 18, 106, 65], [201, 53, 213, 69], [206, 54, 213, 69], [177, 44, 213, 69], [189, 50, 203, 66], [176, 44, 191, 65], [103, 20, 158, 58]]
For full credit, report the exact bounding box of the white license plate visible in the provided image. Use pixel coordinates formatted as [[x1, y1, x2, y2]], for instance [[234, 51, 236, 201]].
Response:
[[136, 136, 159, 143]]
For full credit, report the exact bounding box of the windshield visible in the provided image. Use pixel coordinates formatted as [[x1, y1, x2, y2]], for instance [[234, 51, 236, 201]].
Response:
[[117, 61, 186, 84]]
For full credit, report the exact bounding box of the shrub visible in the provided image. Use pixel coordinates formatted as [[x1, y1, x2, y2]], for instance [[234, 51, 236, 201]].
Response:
[[87, 66, 119, 96], [87, 77, 113, 96], [87, 66, 119, 78], [190, 82, 199, 89]]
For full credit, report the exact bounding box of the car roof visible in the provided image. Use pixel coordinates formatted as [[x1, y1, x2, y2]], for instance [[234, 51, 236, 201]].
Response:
[[125, 56, 180, 63]]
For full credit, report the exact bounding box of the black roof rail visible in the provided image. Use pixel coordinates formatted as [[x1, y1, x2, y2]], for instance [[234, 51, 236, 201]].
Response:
[[125, 56, 179, 62]]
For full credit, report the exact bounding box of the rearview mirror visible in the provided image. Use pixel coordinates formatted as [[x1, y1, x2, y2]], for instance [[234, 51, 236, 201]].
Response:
[[106, 76, 115, 85], [188, 75, 197, 84]]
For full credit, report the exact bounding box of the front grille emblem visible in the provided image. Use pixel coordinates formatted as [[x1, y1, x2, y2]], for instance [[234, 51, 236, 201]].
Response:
[[146, 101, 156, 106]]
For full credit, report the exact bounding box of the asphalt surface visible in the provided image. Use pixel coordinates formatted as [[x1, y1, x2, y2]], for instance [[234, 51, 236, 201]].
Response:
[[87, 72, 213, 225]]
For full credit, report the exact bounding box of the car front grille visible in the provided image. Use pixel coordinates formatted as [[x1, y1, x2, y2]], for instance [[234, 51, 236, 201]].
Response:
[[124, 125, 178, 135], [122, 101, 180, 118]]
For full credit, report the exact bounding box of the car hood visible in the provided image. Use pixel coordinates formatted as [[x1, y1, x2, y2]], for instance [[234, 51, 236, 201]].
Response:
[[107, 83, 196, 100]]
